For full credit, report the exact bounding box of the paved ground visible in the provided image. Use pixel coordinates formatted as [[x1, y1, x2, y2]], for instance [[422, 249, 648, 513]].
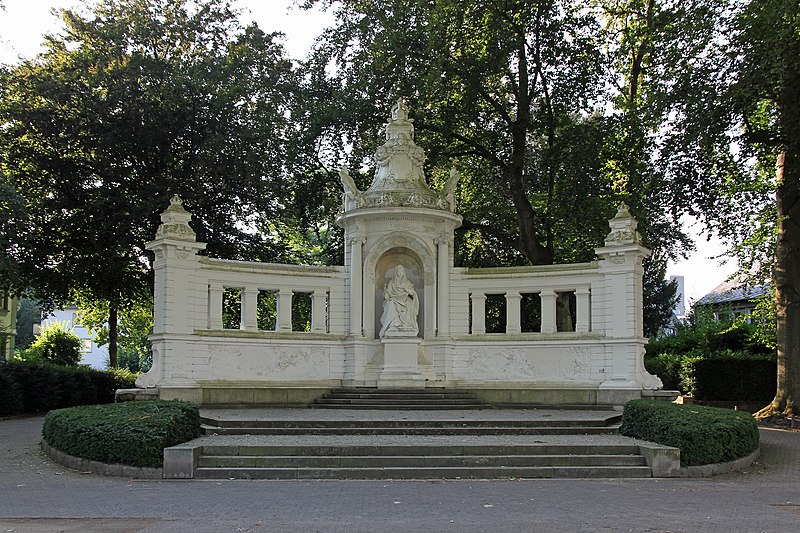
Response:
[[1, 414, 799, 533]]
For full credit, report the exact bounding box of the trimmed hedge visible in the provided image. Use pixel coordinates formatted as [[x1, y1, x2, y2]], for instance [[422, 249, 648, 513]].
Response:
[[620, 400, 759, 467], [0, 371, 24, 416], [0, 361, 137, 416], [42, 400, 201, 468], [645, 353, 776, 400], [693, 359, 776, 401]]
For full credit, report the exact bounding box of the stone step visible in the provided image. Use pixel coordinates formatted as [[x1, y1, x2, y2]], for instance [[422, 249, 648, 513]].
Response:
[[326, 388, 465, 394], [318, 393, 480, 400], [200, 416, 620, 429], [310, 403, 490, 410], [193, 465, 653, 480], [310, 388, 488, 410], [201, 425, 621, 436], [315, 397, 484, 404], [198, 443, 642, 456], [197, 454, 647, 469]]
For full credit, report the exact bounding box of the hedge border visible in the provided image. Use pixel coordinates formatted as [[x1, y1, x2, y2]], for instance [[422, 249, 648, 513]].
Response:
[[620, 400, 760, 466], [42, 400, 201, 468]]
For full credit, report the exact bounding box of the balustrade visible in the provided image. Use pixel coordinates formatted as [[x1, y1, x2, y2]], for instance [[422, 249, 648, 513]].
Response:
[[468, 285, 592, 336]]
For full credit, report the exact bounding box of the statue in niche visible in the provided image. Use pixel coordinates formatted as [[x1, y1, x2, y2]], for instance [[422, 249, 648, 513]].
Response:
[[379, 265, 419, 337]]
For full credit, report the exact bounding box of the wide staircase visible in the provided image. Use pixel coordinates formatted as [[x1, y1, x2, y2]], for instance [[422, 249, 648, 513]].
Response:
[[183, 388, 660, 480], [311, 387, 488, 410]]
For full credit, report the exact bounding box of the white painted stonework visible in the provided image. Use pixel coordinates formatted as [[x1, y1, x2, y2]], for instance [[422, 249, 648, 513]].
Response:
[[137, 100, 663, 404]]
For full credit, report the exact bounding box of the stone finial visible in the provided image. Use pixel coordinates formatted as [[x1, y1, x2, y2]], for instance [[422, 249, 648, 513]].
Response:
[[391, 97, 410, 121], [155, 194, 197, 241], [604, 202, 642, 246]]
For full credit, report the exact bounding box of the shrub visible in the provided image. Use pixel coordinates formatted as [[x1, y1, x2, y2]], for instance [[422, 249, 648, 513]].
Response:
[[21, 321, 82, 366], [692, 358, 776, 401], [0, 371, 24, 416], [644, 352, 700, 393], [620, 400, 759, 466], [42, 401, 201, 468], [0, 361, 136, 413]]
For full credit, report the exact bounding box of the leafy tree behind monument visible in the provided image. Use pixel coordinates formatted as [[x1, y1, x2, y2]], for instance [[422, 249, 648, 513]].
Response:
[[297, 0, 683, 333], [0, 0, 298, 365]]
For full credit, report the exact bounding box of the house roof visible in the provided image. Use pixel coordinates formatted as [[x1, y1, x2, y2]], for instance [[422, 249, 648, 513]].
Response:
[[695, 278, 771, 306]]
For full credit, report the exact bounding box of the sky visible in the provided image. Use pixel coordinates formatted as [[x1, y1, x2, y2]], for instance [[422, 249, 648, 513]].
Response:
[[0, 0, 738, 306]]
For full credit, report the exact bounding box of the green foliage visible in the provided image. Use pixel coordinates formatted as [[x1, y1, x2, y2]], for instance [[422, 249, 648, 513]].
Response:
[[647, 307, 773, 359], [0, 0, 299, 330], [0, 360, 136, 414], [693, 358, 776, 401], [301, 0, 640, 268], [645, 305, 776, 398], [78, 297, 153, 372], [42, 400, 201, 468], [0, 370, 24, 416], [749, 289, 778, 350], [642, 258, 678, 339], [620, 400, 760, 467], [14, 297, 41, 350], [21, 320, 81, 366]]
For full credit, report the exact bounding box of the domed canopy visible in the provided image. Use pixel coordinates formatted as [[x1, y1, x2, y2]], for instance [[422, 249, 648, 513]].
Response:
[[338, 99, 460, 214]]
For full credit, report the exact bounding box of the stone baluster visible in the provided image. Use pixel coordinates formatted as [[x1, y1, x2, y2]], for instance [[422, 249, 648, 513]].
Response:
[[471, 291, 486, 335], [540, 290, 557, 334], [312, 289, 328, 333], [241, 287, 259, 331], [277, 289, 293, 332], [505, 291, 522, 335]]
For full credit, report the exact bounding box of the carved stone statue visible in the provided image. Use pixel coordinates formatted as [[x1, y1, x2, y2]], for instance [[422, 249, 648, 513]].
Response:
[[379, 265, 419, 337], [339, 166, 364, 211]]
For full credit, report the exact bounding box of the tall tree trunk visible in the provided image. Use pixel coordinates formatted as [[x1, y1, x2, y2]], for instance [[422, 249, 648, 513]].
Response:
[[759, 151, 800, 417], [108, 303, 118, 368], [758, 25, 800, 419]]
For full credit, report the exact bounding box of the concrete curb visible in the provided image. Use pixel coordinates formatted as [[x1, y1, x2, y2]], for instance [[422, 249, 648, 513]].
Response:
[[41, 440, 163, 479], [679, 447, 761, 478]]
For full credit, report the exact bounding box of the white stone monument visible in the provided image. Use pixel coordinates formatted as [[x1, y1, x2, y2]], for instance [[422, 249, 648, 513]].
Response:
[[136, 99, 664, 406]]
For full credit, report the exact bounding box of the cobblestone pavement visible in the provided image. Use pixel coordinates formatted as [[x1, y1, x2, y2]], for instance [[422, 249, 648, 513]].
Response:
[[1, 415, 798, 533]]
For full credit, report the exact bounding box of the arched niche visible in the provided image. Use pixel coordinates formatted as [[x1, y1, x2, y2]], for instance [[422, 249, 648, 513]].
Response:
[[361, 229, 437, 340], [374, 249, 424, 339]]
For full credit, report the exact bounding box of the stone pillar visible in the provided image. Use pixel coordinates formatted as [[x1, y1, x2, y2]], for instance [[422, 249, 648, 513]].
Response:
[[145, 195, 207, 336], [575, 287, 591, 333], [594, 202, 661, 394], [312, 289, 328, 333], [139, 195, 207, 390], [208, 283, 223, 330], [277, 289, 293, 332], [349, 235, 365, 336], [505, 291, 522, 335], [471, 291, 486, 335], [241, 287, 259, 331], [436, 236, 451, 336], [540, 290, 557, 334]]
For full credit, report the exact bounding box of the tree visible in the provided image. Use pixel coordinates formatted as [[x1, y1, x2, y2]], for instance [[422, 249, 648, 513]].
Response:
[[0, 0, 298, 365], [77, 296, 153, 372], [14, 297, 42, 350], [299, 0, 686, 336], [650, 0, 799, 416], [21, 320, 82, 366], [301, 0, 616, 265]]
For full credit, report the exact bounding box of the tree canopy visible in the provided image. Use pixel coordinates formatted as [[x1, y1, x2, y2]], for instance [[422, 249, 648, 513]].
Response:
[[0, 0, 299, 364]]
